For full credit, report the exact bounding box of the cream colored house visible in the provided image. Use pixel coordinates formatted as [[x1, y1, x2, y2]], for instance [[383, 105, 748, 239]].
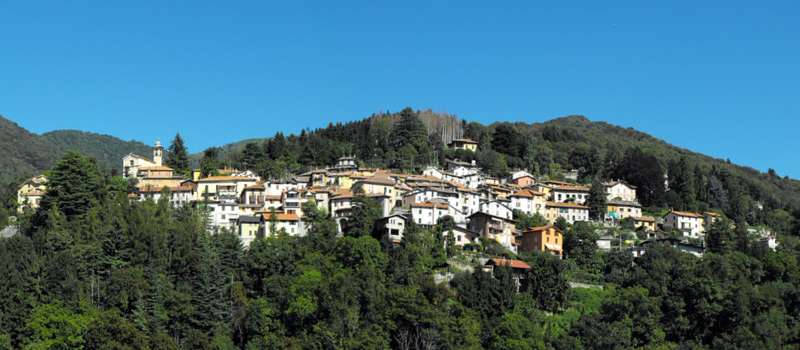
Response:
[[605, 181, 638, 202], [197, 176, 258, 202], [663, 210, 704, 238], [17, 175, 47, 213], [509, 189, 547, 217]]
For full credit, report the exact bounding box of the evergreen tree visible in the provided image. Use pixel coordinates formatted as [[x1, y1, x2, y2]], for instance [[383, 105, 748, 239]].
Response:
[[190, 232, 227, 332], [587, 177, 607, 221], [668, 155, 697, 211], [165, 133, 190, 175], [40, 151, 105, 219], [341, 194, 381, 238], [392, 107, 428, 154], [199, 147, 220, 178]]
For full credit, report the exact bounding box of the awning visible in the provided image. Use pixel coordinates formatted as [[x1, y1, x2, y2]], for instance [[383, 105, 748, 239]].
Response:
[[545, 244, 563, 252]]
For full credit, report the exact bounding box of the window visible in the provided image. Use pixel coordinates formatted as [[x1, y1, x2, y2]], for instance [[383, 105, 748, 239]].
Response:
[[418, 218, 422, 224]]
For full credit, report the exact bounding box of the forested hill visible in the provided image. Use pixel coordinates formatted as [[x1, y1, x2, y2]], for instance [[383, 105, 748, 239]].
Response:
[[210, 108, 799, 234], [0, 115, 152, 195], [0, 115, 62, 185], [41, 130, 153, 169]]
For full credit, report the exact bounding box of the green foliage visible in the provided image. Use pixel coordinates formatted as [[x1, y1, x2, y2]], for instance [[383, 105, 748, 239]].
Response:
[[564, 222, 603, 274], [200, 147, 221, 178], [340, 194, 381, 239], [24, 301, 96, 350], [165, 133, 190, 175], [40, 151, 105, 219], [84, 311, 148, 350], [514, 210, 548, 231], [587, 177, 607, 220]]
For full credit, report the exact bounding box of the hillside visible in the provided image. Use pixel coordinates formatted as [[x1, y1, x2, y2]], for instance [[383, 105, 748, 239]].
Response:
[[41, 130, 153, 170], [0, 115, 156, 205], [210, 109, 799, 234], [0, 115, 62, 185]]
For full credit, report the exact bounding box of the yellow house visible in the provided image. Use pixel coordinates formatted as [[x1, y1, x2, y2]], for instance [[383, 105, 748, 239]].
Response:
[[632, 216, 656, 232], [17, 175, 48, 213], [606, 200, 642, 220], [448, 138, 478, 152], [331, 171, 358, 189], [517, 225, 563, 257], [197, 176, 258, 201], [137, 165, 184, 190], [236, 215, 263, 246]]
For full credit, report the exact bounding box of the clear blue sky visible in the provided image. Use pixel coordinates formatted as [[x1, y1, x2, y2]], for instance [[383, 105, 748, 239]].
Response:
[[1, 2, 798, 178]]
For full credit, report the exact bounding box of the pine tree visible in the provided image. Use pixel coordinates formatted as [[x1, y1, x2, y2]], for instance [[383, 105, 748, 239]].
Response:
[[588, 177, 607, 221], [190, 231, 227, 332], [199, 147, 220, 178], [165, 133, 190, 175], [40, 151, 105, 219]]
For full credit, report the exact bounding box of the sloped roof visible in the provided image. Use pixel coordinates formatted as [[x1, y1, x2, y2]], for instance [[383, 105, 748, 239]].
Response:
[[486, 258, 531, 269], [197, 176, 255, 182], [546, 201, 589, 209]]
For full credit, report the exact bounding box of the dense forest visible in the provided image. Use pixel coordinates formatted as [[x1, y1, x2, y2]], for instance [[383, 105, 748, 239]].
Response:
[[4, 146, 800, 349]]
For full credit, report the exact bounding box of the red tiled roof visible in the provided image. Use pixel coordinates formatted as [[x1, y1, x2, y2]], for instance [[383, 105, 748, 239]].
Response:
[[632, 216, 655, 222]]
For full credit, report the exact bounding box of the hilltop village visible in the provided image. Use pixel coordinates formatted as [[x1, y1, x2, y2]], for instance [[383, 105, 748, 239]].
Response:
[[17, 138, 776, 257]]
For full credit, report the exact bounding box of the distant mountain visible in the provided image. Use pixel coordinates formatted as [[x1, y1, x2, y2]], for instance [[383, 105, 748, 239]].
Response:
[[41, 130, 153, 170], [0, 115, 62, 185], [0, 115, 153, 187], [188, 137, 269, 167]]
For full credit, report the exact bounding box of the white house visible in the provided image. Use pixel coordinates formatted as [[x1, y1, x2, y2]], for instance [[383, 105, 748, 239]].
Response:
[[551, 184, 590, 204], [410, 202, 451, 226], [478, 200, 513, 220], [663, 210, 704, 238], [545, 201, 589, 224]]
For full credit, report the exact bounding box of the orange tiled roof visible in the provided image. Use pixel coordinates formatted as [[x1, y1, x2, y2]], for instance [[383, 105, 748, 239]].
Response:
[[632, 216, 655, 222], [524, 225, 560, 233], [261, 212, 300, 221], [667, 210, 703, 218], [411, 202, 449, 209], [510, 189, 545, 198], [139, 165, 174, 171], [488, 258, 531, 269]]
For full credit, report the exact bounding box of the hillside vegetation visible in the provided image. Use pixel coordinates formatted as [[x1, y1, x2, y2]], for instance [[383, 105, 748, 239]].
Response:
[[211, 109, 800, 236], [0, 115, 153, 209]]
